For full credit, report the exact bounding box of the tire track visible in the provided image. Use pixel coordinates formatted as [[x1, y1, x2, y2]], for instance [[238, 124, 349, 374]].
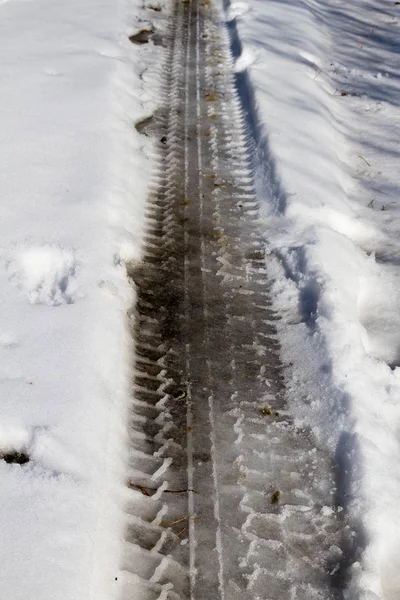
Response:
[[118, 0, 353, 597]]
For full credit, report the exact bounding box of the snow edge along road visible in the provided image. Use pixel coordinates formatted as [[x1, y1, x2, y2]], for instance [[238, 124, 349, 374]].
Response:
[[228, 0, 400, 597]]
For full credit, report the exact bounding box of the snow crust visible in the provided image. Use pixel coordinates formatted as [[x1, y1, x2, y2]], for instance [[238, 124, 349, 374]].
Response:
[[0, 0, 159, 595], [228, 0, 400, 596]]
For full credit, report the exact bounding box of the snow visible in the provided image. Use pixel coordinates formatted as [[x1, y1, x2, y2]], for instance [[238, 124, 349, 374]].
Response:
[[229, 0, 400, 596], [0, 0, 162, 595], [1, 0, 400, 592]]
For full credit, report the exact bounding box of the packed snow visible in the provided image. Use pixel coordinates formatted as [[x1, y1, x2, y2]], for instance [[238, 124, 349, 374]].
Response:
[[228, 0, 400, 596]]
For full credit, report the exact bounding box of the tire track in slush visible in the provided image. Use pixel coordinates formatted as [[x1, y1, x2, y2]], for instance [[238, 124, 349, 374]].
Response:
[[119, 0, 353, 598]]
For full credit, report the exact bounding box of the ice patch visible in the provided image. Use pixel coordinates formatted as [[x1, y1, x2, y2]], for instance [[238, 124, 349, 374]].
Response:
[[7, 245, 80, 306]]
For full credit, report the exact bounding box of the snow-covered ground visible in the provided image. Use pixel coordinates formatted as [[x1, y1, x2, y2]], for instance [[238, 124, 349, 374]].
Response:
[[0, 0, 163, 597], [229, 0, 400, 597], [1, 0, 400, 595]]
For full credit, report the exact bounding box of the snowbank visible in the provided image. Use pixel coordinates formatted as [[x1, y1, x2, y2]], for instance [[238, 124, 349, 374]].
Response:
[[0, 0, 163, 596], [227, 0, 400, 596]]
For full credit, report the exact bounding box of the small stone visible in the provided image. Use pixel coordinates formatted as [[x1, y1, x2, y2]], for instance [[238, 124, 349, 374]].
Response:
[[271, 490, 281, 504]]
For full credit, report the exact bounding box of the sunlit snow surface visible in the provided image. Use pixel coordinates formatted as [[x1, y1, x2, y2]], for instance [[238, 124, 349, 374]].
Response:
[[0, 0, 161, 596], [229, 0, 400, 597], [0, 0, 399, 595]]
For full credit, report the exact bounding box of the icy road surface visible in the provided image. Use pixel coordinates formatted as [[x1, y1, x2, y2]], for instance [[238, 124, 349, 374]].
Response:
[[118, 0, 354, 598]]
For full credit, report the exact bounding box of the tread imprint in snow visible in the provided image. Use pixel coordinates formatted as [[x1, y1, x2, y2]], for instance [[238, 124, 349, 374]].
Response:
[[118, 0, 353, 598]]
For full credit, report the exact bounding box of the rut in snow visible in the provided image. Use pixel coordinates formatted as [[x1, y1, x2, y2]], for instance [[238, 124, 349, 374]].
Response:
[[118, 0, 353, 598]]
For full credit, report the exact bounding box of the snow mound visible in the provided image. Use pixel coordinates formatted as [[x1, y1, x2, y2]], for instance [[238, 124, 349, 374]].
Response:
[[7, 245, 79, 306], [358, 262, 400, 368]]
